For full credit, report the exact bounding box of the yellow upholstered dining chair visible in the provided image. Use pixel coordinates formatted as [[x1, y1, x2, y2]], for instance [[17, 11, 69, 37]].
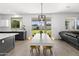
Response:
[[43, 46, 53, 56], [30, 45, 40, 56], [28, 35, 40, 55]]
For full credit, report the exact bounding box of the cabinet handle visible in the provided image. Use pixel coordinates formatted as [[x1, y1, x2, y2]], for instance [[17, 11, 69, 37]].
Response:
[[2, 40, 5, 43]]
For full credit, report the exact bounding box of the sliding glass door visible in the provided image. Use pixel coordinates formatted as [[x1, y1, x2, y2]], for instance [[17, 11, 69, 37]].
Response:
[[32, 17, 51, 37]]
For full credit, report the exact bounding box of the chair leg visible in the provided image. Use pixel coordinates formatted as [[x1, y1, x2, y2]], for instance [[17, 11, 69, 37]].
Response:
[[43, 46, 53, 56], [30, 46, 40, 56], [43, 48, 46, 56], [30, 48, 33, 56], [37, 47, 40, 55], [50, 49, 53, 55], [35, 48, 38, 56]]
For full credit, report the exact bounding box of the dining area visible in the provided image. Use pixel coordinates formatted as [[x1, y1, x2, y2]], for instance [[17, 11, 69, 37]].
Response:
[[28, 31, 54, 56], [28, 3, 53, 56]]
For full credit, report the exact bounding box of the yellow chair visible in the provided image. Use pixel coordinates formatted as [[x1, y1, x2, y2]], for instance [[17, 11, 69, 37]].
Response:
[[30, 45, 40, 56], [43, 46, 52, 56]]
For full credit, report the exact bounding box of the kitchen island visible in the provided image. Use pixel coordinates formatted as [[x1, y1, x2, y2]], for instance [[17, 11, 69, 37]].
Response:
[[0, 30, 27, 40], [0, 33, 18, 56]]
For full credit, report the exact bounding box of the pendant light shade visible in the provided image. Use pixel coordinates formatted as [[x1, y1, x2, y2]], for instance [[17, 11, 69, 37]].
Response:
[[38, 3, 46, 21], [38, 14, 46, 21]]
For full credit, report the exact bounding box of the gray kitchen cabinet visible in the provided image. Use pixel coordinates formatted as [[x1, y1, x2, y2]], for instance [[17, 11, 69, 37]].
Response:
[[0, 36, 15, 56], [15, 31, 27, 40]]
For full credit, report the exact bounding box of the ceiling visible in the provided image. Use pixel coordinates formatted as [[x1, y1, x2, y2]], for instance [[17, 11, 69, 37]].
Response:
[[0, 3, 79, 14]]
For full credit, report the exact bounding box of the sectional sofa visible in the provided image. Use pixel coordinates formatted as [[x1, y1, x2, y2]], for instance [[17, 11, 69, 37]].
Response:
[[59, 31, 79, 49]]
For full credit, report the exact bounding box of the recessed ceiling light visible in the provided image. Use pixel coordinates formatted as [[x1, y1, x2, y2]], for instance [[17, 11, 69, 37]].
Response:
[[66, 6, 71, 8]]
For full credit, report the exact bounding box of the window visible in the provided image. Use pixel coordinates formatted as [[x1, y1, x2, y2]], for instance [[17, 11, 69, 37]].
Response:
[[11, 20, 20, 28], [32, 17, 51, 37], [11, 17, 22, 29], [65, 16, 76, 30], [76, 19, 79, 29]]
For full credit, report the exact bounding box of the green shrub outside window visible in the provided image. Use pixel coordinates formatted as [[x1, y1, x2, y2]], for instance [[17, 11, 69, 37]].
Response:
[[11, 20, 20, 28]]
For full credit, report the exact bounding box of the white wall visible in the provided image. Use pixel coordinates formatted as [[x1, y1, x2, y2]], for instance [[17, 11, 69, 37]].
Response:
[[22, 15, 32, 37], [0, 20, 10, 27], [51, 14, 66, 39], [22, 13, 79, 39], [50, 13, 79, 39], [0, 14, 37, 37], [0, 13, 79, 39], [0, 14, 12, 30]]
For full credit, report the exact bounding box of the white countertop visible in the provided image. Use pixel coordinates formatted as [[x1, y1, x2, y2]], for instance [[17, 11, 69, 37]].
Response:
[[0, 29, 26, 32], [0, 33, 18, 40]]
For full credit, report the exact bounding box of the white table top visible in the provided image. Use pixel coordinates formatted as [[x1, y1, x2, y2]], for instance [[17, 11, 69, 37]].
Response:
[[29, 33, 53, 46], [0, 33, 18, 40]]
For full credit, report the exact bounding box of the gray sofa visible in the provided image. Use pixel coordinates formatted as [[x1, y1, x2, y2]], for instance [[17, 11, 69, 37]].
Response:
[[59, 31, 79, 48]]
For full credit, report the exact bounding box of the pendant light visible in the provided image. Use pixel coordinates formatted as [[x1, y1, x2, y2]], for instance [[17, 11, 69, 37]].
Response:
[[38, 3, 46, 21]]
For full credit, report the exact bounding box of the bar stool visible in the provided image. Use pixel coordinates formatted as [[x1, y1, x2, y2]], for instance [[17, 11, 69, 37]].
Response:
[[43, 46, 52, 56], [30, 45, 40, 56]]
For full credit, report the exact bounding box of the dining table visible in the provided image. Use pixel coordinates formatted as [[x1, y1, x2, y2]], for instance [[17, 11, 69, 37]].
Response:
[[29, 33, 54, 56], [29, 33, 53, 46]]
